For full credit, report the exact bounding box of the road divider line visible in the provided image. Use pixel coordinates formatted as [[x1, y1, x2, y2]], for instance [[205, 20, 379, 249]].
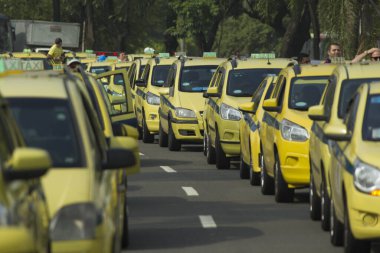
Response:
[[199, 215, 217, 229], [160, 166, 177, 173], [182, 187, 199, 196]]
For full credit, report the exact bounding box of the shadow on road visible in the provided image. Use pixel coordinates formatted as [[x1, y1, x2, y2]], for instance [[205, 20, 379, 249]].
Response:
[[141, 158, 192, 167]]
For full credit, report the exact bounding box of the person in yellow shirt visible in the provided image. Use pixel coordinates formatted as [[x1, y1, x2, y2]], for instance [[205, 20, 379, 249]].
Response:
[[47, 37, 64, 64]]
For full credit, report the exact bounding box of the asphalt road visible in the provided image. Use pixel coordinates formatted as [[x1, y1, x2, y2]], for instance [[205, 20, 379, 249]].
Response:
[[125, 140, 380, 253]]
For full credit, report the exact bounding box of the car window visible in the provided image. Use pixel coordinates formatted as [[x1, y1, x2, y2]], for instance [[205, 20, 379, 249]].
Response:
[[345, 94, 360, 134], [114, 73, 125, 86], [8, 98, 84, 167], [288, 76, 328, 110], [141, 64, 150, 82], [216, 68, 225, 94], [323, 76, 336, 121], [338, 78, 380, 118], [90, 66, 111, 75], [152, 65, 171, 87], [139, 65, 146, 79], [227, 69, 281, 97], [362, 94, 380, 141], [0, 110, 13, 161], [179, 65, 218, 92]]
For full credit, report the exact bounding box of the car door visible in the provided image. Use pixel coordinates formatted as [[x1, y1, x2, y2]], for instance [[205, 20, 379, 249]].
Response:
[[160, 63, 177, 133], [209, 67, 226, 143]]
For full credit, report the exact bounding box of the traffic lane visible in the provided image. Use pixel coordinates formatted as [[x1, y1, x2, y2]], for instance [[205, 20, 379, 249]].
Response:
[[126, 142, 345, 252]]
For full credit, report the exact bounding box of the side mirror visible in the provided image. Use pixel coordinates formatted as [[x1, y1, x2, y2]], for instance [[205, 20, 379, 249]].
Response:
[[238, 102, 255, 114], [262, 98, 280, 112], [4, 148, 51, 181], [159, 87, 169, 95], [112, 122, 139, 140], [203, 91, 209, 98], [135, 79, 146, 87], [103, 148, 136, 170], [308, 105, 327, 121], [323, 123, 351, 141], [106, 136, 140, 175], [206, 87, 220, 98]]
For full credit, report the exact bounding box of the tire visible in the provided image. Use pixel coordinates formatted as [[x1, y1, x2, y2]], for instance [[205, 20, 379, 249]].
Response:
[[309, 169, 321, 221], [142, 115, 154, 143], [249, 151, 260, 186], [344, 205, 371, 253], [321, 176, 331, 231], [240, 155, 250, 179], [215, 131, 230, 169], [274, 152, 294, 203], [121, 196, 129, 249], [168, 120, 181, 151], [203, 133, 207, 156], [206, 134, 216, 164], [260, 150, 274, 195], [158, 121, 168, 147], [330, 199, 344, 246]]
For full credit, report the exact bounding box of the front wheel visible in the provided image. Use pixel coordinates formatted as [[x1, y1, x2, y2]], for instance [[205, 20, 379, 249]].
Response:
[[158, 121, 168, 147], [274, 153, 294, 203], [240, 155, 250, 179], [142, 116, 154, 143], [168, 121, 181, 151], [249, 152, 260, 186], [309, 170, 321, 220], [206, 134, 216, 164], [330, 199, 344, 246], [260, 151, 274, 195], [321, 176, 331, 231], [215, 131, 230, 169]]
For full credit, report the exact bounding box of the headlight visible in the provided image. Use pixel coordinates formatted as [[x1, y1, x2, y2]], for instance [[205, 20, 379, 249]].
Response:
[[220, 103, 241, 121], [354, 161, 380, 194], [280, 119, 309, 141], [50, 203, 99, 241], [175, 108, 196, 118], [146, 92, 160, 105]]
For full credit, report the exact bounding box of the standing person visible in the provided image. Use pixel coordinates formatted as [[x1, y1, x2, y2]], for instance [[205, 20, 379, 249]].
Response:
[[351, 47, 380, 63], [324, 42, 342, 63], [47, 38, 64, 64]]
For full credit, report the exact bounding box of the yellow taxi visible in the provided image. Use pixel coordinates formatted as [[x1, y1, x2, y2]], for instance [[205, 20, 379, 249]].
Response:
[[203, 55, 295, 170], [0, 71, 52, 253], [238, 76, 277, 184], [158, 53, 225, 151], [308, 63, 380, 230], [134, 54, 177, 143], [74, 69, 140, 249], [7, 51, 50, 70], [321, 82, 380, 252], [128, 58, 149, 111], [0, 70, 136, 253], [260, 64, 336, 202]]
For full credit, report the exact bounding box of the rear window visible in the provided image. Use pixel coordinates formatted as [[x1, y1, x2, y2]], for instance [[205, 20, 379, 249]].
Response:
[[179, 65, 217, 92], [338, 78, 380, 118], [90, 66, 111, 74], [288, 76, 328, 110], [8, 98, 84, 167], [152, 65, 171, 86], [227, 69, 281, 97], [363, 95, 380, 141]]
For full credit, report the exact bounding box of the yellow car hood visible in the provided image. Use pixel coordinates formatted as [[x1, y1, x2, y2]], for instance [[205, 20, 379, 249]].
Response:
[[42, 169, 92, 217], [356, 141, 380, 167], [178, 92, 205, 118], [284, 109, 313, 131]]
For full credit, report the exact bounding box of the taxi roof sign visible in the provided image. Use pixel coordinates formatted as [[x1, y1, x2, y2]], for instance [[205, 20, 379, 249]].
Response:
[[203, 52, 217, 58], [158, 53, 170, 58], [85, 49, 94, 53], [175, 51, 187, 57], [251, 53, 276, 59], [0, 59, 44, 71]]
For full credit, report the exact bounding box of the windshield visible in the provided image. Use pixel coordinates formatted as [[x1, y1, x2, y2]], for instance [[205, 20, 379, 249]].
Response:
[[179, 65, 217, 92], [90, 66, 111, 74], [227, 69, 281, 97], [363, 95, 380, 141], [288, 76, 328, 110], [152, 65, 170, 86], [339, 78, 380, 118], [8, 98, 83, 167]]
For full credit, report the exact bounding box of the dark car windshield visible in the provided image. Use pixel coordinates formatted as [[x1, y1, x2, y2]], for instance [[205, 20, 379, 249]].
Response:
[[152, 65, 170, 86], [227, 69, 281, 97], [8, 98, 83, 167], [363, 95, 380, 141], [288, 76, 328, 110], [339, 78, 380, 118], [90, 66, 111, 74], [179, 65, 217, 92]]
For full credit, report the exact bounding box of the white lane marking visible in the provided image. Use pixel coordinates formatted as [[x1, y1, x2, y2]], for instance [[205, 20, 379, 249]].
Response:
[[199, 215, 217, 228], [139, 152, 145, 156], [182, 187, 199, 196], [160, 166, 177, 173]]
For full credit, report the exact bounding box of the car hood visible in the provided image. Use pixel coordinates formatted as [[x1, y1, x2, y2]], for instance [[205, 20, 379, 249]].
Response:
[[42, 168, 92, 217], [356, 141, 380, 168], [178, 92, 206, 120]]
